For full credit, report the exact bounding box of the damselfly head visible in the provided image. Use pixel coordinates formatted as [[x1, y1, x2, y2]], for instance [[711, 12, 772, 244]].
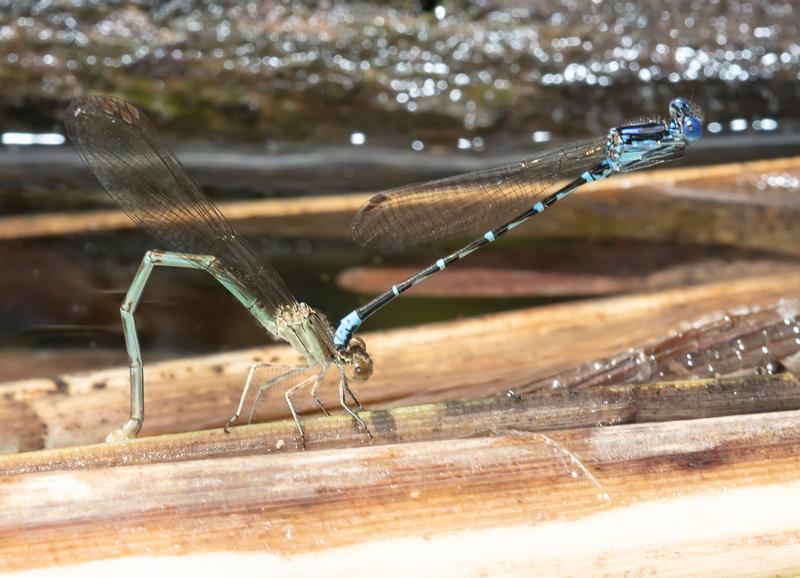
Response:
[[343, 336, 373, 382], [668, 98, 703, 141]]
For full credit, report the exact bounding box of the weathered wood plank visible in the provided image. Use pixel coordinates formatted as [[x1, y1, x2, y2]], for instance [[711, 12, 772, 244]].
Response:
[[1, 372, 799, 476], [2, 408, 800, 576]]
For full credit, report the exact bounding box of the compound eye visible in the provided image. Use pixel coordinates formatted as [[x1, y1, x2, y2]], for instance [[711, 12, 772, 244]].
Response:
[[354, 355, 373, 381], [345, 345, 373, 382], [669, 97, 690, 119], [682, 115, 703, 141]]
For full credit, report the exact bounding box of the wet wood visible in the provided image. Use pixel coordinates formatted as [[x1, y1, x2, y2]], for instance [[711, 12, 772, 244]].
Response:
[[1, 156, 799, 255], [2, 407, 800, 576], [1, 273, 800, 451]]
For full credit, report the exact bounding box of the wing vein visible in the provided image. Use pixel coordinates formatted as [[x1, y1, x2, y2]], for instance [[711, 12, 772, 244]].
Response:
[[64, 95, 296, 313]]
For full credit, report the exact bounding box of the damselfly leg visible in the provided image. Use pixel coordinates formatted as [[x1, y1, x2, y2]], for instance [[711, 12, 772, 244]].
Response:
[[66, 95, 375, 444], [337, 366, 372, 437], [110, 249, 267, 442], [225, 364, 312, 432]]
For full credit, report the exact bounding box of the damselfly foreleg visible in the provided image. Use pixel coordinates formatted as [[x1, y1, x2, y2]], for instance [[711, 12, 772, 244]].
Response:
[[337, 367, 372, 437]]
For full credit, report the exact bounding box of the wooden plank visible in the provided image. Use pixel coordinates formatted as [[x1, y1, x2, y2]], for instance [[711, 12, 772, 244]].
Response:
[[1, 273, 799, 451], [0, 398, 47, 454], [1, 372, 799, 476], [2, 408, 800, 576]]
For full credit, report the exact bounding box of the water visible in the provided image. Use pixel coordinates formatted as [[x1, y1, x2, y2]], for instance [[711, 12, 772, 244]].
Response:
[[0, 0, 797, 149]]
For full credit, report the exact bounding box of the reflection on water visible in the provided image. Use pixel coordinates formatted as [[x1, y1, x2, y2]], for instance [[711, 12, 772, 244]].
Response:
[[0, 0, 797, 149]]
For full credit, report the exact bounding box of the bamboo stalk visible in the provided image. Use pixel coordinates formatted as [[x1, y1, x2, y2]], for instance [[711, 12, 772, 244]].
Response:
[[2, 407, 800, 576]]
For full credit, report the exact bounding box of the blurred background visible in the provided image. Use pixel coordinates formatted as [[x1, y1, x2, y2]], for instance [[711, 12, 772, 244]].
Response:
[[0, 0, 798, 381]]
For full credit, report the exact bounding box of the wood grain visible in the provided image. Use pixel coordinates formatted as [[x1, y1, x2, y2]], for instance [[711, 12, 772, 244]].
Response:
[[2, 407, 800, 576], [1, 371, 798, 476]]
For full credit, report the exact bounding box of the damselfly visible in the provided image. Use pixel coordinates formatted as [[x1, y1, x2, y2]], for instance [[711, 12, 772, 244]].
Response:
[[334, 98, 703, 349], [65, 95, 373, 443]]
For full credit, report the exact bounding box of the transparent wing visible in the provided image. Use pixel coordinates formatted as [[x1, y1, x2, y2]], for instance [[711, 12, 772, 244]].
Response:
[[621, 140, 687, 173], [65, 95, 297, 312], [351, 139, 607, 250]]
